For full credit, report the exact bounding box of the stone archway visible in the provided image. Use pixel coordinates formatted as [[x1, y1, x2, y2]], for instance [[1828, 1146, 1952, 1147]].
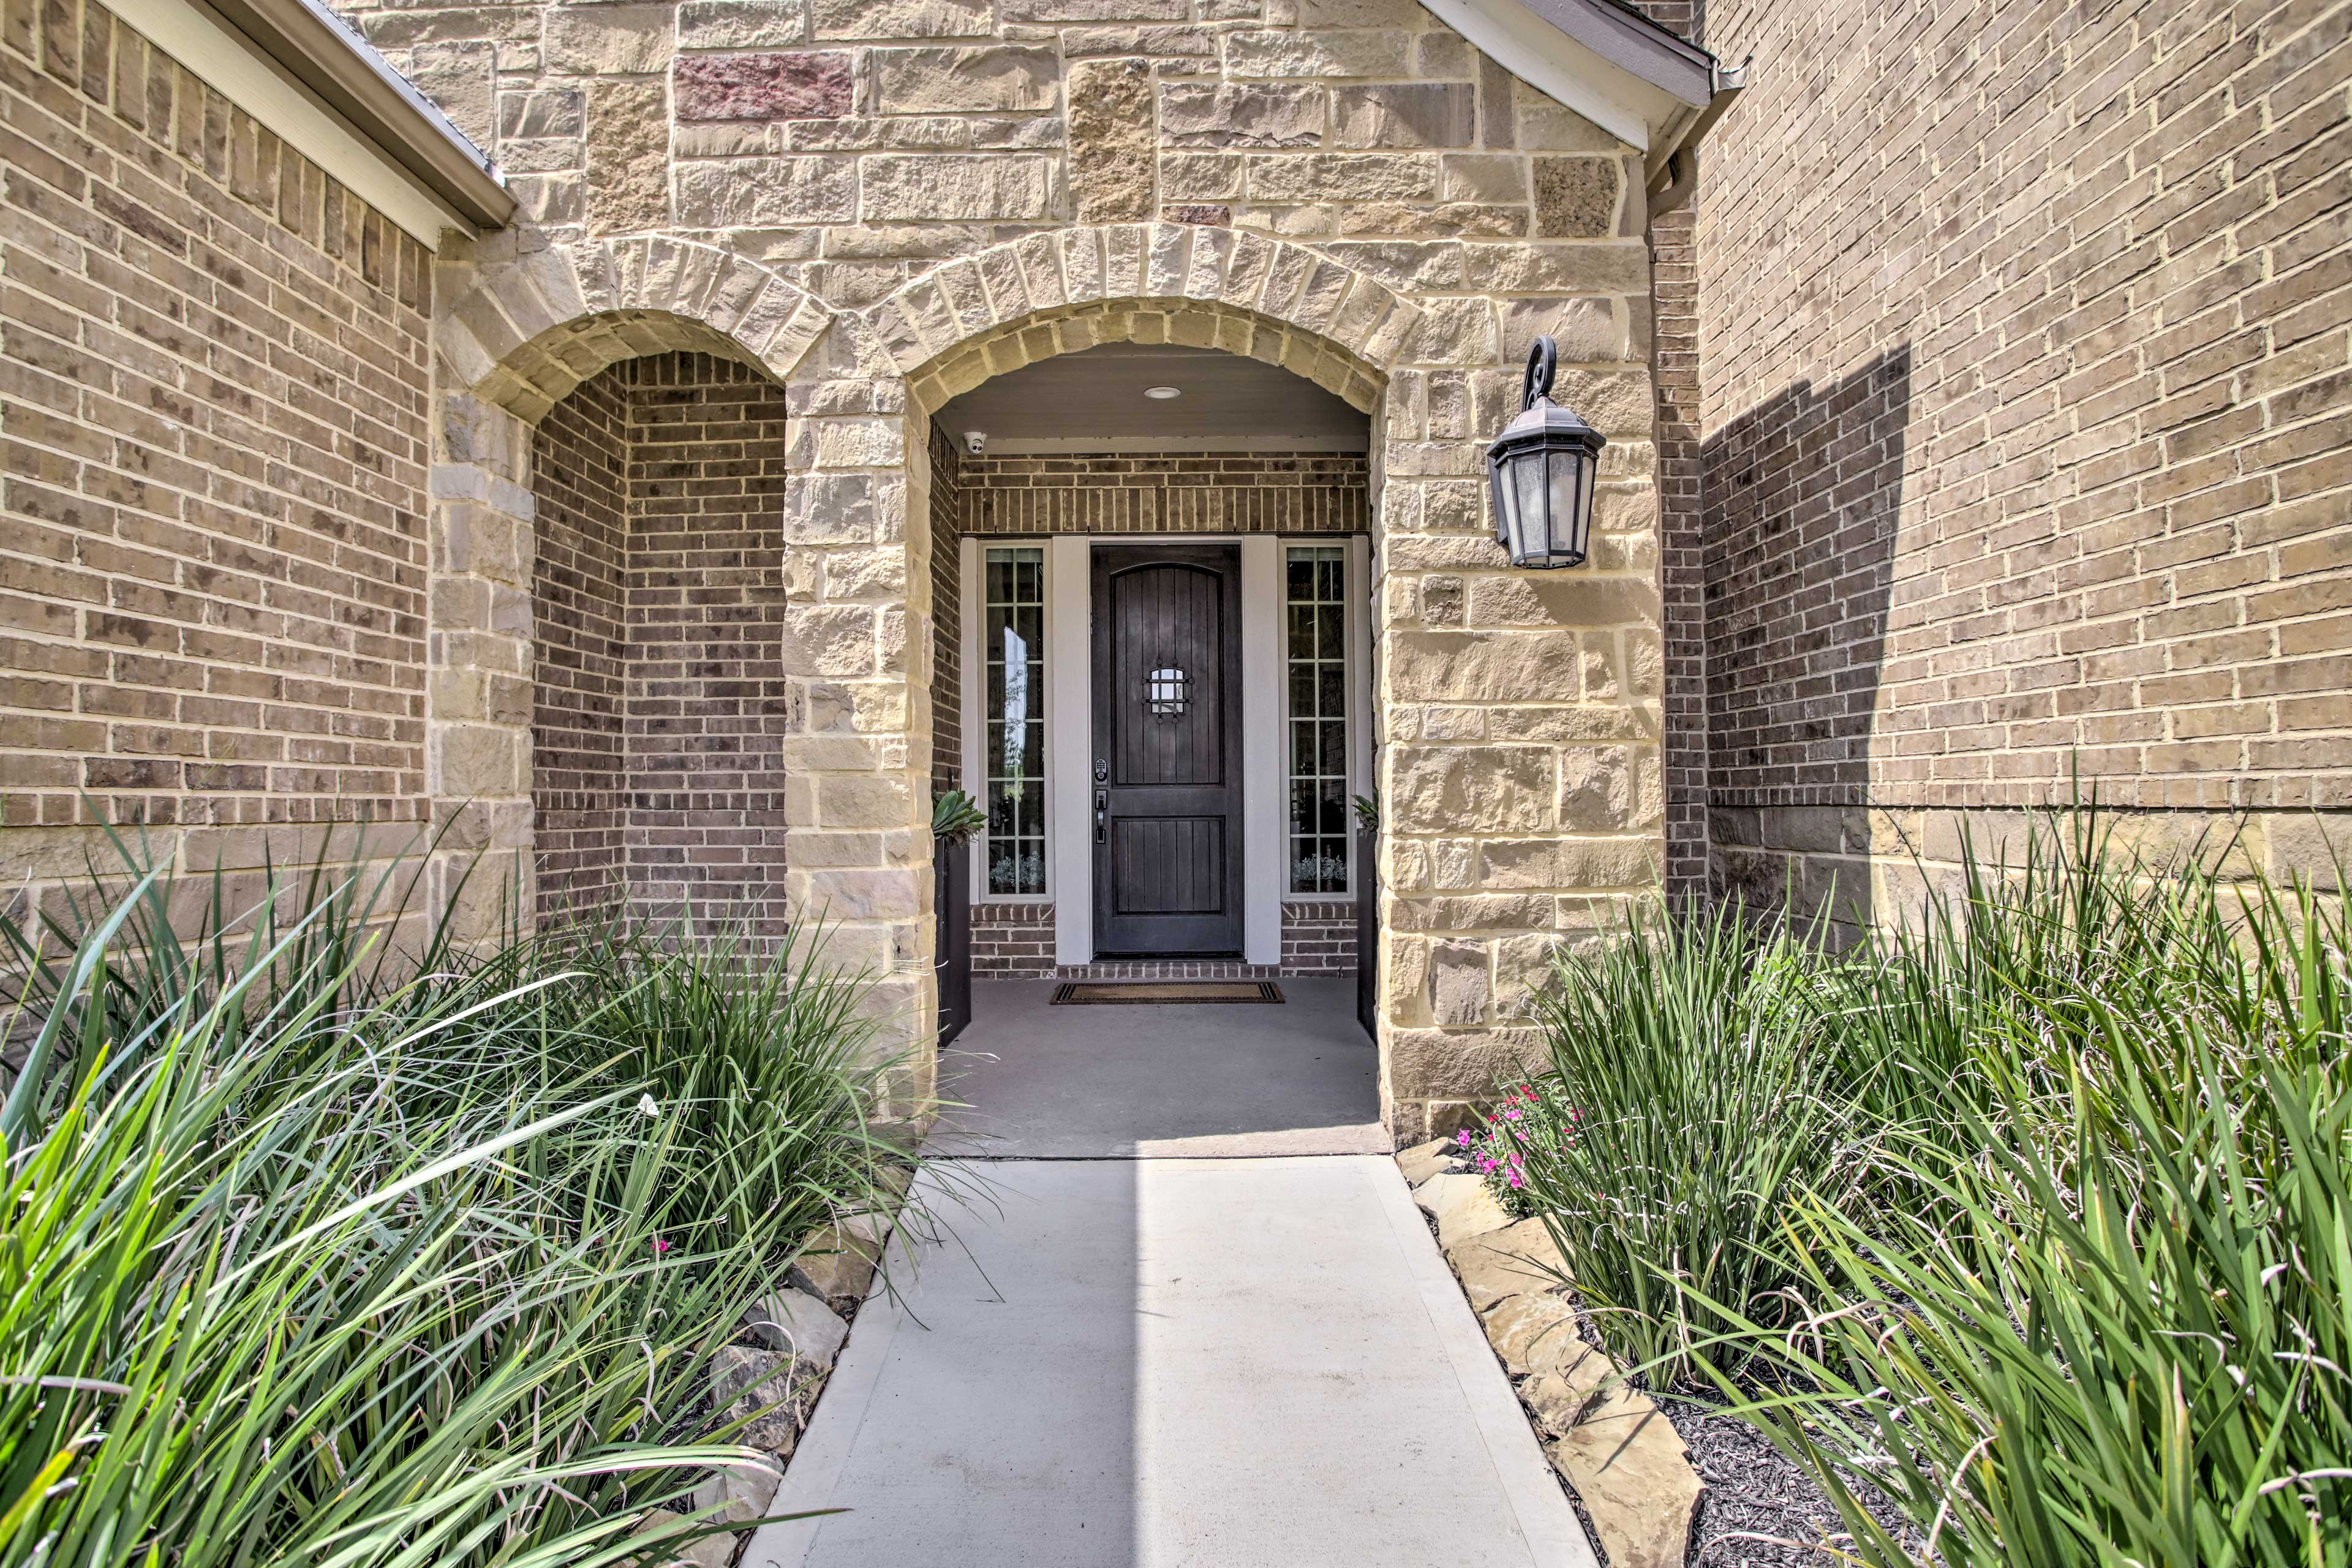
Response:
[[869, 222, 1414, 1120], [869, 223, 1420, 407], [421, 236, 843, 948]]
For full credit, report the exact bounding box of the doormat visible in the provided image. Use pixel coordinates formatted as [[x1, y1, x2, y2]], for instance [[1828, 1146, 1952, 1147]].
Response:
[[1049, 981, 1285, 1006]]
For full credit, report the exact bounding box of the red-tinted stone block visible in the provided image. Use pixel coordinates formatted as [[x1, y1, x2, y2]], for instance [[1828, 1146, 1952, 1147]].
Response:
[[674, 52, 851, 121]]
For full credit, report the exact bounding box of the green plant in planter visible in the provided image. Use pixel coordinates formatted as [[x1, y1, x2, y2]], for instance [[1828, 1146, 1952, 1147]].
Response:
[[1351, 790, 1380, 832], [933, 790, 987, 846]]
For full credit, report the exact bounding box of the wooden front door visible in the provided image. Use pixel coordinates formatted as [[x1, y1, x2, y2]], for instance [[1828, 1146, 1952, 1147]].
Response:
[[1091, 543, 1244, 955]]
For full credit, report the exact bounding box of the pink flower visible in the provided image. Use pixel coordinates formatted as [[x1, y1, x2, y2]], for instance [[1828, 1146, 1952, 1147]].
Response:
[[652, 1237, 672, 1254]]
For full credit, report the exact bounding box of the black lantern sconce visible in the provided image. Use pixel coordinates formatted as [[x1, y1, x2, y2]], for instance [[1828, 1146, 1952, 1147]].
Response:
[[1486, 336, 1606, 570]]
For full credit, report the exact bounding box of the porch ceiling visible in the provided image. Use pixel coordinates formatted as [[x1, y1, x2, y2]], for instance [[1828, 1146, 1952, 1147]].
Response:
[[934, 343, 1371, 455]]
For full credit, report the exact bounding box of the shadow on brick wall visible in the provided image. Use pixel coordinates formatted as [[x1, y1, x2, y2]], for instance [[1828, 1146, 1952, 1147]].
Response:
[[1701, 345, 1914, 930]]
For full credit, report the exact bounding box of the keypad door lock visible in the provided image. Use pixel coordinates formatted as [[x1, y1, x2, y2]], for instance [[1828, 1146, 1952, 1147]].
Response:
[[1093, 757, 1109, 782]]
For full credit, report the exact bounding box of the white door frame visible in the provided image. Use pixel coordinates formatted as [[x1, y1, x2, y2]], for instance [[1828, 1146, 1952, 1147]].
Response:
[[962, 533, 1361, 970]]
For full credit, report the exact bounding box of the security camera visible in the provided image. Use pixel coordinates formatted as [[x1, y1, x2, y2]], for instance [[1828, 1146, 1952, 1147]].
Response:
[[964, 430, 987, 456]]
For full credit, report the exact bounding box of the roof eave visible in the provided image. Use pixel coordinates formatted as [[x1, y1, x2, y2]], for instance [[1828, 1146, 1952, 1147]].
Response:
[[200, 0, 514, 231], [1420, 0, 1745, 173], [1513, 0, 1721, 108]]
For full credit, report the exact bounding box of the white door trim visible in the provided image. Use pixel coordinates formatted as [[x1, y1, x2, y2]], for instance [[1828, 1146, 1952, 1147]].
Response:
[[957, 535, 986, 899], [1240, 537, 1283, 966], [1348, 533, 1373, 897], [965, 533, 1340, 970], [1046, 537, 1093, 967]]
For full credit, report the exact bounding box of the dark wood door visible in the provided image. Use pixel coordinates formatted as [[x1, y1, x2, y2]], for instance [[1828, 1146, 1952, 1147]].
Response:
[[1091, 544, 1244, 955]]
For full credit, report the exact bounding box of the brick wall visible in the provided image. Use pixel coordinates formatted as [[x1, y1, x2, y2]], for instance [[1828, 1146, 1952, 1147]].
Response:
[[1, 0, 431, 885], [1280, 899, 1357, 973], [927, 423, 962, 796], [527, 352, 794, 927], [1650, 196, 1709, 901], [627, 354, 794, 919], [971, 900, 1055, 978], [960, 452, 1370, 536], [1695, 0, 2352, 921], [1627, 0, 1709, 913], [968, 899, 1361, 976], [530, 366, 630, 916]]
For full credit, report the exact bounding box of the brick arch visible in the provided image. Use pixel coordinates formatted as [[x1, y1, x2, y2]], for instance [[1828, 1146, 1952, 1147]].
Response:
[[866, 222, 1420, 413], [436, 235, 835, 423]]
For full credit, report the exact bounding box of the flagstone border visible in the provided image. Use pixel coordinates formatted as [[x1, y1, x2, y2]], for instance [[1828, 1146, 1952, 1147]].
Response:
[[1398, 1140, 1705, 1568]]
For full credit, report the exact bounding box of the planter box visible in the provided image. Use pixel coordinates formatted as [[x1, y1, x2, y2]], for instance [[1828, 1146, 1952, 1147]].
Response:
[[935, 846, 971, 1047]]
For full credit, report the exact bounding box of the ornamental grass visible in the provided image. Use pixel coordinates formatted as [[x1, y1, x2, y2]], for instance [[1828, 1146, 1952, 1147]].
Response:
[[1487, 807, 2350, 1567], [0, 831, 913, 1567]]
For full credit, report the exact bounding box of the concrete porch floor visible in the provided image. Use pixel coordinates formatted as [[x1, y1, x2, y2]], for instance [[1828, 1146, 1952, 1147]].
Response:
[[929, 978, 1387, 1158]]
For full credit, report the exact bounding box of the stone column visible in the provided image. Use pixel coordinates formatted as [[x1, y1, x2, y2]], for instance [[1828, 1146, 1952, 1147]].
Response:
[[782, 325, 936, 1118], [1373, 173, 1668, 1143], [426, 385, 540, 940]]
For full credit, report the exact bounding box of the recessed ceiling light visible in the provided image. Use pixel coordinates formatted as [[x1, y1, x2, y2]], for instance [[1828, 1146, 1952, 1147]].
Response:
[[1143, 385, 1183, 399]]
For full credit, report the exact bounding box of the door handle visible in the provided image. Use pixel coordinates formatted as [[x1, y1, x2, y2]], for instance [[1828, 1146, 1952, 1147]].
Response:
[[1095, 788, 1107, 844]]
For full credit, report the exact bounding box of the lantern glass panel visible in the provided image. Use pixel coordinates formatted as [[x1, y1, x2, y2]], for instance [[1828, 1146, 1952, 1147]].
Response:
[[1512, 447, 1547, 551]]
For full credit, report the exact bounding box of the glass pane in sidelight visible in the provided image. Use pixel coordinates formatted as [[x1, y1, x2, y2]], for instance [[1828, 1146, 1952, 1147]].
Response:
[[1284, 545, 1350, 894], [984, 547, 1047, 895]]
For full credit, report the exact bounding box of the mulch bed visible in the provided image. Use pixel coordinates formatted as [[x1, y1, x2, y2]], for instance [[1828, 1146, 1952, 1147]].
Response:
[[1662, 1393, 1929, 1567]]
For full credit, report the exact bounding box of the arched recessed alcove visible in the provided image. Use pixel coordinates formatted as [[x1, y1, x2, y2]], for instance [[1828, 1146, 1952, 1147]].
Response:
[[529, 349, 796, 930], [900, 288, 1386, 1033]]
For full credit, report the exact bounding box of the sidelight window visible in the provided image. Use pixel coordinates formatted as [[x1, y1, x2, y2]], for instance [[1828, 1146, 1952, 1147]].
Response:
[[984, 547, 1047, 895], [1286, 545, 1349, 894]]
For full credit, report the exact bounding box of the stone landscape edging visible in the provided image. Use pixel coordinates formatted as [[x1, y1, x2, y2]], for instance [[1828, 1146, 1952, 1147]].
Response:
[[638, 1164, 919, 1566], [1398, 1140, 1705, 1568]]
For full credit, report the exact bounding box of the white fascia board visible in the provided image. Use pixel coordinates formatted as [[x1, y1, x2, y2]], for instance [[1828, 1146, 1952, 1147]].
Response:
[[107, 0, 470, 246], [1418, 0, 1681, 151]]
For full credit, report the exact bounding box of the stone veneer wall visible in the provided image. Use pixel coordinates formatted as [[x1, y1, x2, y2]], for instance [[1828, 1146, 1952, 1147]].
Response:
[[527, 352, 795, 928], [0, 0, 432, 911], [1695, 0, 2352, 930], [393, 0, 1676, 1137], [960, 452, 1370, 534]]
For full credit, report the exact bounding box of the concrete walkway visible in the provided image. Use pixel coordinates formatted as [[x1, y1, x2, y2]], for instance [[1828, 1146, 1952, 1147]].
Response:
[[745, 1156, 1593, 1568], [930, 979, 1387, 1158], [741, 986, 1589, 1568]]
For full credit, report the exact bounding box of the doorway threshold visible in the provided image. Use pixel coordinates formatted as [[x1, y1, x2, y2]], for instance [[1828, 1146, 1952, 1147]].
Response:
[[1057, 958, 1280, 980]]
